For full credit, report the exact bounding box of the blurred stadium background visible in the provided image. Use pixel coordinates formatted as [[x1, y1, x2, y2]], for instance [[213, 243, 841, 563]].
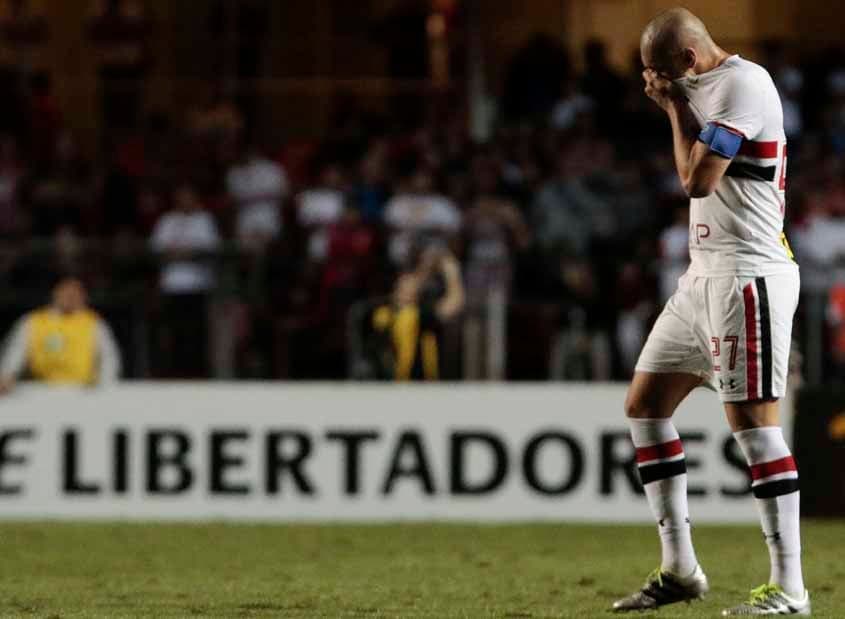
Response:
[[1, 0, 845, 616]]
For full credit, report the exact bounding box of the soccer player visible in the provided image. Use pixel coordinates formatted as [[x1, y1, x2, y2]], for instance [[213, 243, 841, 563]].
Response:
[[612, 8, 810, 616]]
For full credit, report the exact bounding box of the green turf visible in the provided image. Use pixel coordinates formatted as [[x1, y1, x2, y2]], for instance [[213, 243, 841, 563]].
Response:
[[0, 521, 841, 618]]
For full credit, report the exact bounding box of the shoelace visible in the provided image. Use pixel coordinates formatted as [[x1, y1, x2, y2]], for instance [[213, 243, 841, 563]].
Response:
[[646, 567, 664, 589], [748, 584, 782, 606]]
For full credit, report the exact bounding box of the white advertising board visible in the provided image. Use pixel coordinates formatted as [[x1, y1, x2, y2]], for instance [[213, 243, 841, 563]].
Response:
[[0, 383, 791, 522]]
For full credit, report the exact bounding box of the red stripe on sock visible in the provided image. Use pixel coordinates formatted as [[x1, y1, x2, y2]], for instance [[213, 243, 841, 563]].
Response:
[[750, 455, 797, 480], [636, 439, 683, 464], [743, 283, 759, 399]]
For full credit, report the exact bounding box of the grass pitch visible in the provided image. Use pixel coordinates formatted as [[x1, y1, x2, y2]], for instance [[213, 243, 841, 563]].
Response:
[[0, 521, 842, 618]]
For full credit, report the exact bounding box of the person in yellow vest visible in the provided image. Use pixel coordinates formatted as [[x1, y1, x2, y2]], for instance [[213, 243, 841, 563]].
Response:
[[372, 246, 465, 380], [0, 276, 121, 393]]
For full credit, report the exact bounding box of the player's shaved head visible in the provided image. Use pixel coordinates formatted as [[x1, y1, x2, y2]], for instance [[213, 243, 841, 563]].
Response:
[[641, 8, 718, 79]]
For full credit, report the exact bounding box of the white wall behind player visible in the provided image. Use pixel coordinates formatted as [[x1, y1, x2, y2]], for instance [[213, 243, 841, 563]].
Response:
[[0, 384, 792, 522]]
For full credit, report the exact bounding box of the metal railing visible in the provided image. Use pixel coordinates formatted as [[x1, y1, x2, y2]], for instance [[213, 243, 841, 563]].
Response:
[[1, 239, 841, 383]]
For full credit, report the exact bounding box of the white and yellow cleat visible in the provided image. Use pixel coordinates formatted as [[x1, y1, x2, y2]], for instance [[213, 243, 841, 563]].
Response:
[[612, 565, 709, 612], [721, 584, 811, 616]]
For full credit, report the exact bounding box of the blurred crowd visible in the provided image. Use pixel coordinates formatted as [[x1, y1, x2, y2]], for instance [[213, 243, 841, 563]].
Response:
[[1, 21, 844, 382]]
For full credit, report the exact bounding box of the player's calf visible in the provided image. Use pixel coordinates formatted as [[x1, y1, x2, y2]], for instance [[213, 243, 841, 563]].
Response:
[[628, 417, 699, 577], [730, 421, 806, 603]]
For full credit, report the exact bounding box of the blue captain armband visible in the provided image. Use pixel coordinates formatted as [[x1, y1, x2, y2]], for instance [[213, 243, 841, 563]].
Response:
[[698, 123, 743, 158]]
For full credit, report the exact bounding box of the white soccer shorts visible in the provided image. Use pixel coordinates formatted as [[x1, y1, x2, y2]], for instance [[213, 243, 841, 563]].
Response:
[[635, 271, 799, 402]]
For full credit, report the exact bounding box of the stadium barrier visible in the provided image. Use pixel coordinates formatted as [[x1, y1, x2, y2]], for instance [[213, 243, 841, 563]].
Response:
[[0, 383, 794, 522]]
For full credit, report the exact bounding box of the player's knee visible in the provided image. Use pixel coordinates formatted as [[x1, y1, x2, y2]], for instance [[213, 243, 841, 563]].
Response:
[[724, 399, 780, 432], [624, 392, 652, 419], [624, 391, 669, 419]]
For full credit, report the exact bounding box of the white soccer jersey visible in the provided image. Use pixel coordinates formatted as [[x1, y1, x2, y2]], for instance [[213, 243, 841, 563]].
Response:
[[675, 55, 796, 277], [636, 56, 801, 402]]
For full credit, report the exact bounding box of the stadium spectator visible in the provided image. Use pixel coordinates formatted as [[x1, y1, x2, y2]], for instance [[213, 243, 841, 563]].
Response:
[[372, 246, 464, 380], [350, 146, 391, 224], [296, 162, 346, 262], [226, 143, 288, 250], [501, 33, 570, 122], [658, 204, 690, 304], [829, 283, 845, 380], [317, 204, 376, 321], [0, 15, 840, 383], [52, 225, 86, 281], [189, 84, 244, 143], [100, 141, 141, 235], [0, 0, 48, 142], [496, 128, 544, 210], [384, 165, 461, 267], [0, 134, 23, 236], [112, 112, 175, 185], [608, 159, 654, 241], [547, 254, 610, 381], [27, 71, 62, 163], [549, 78, 594, 132], [208, 0, 269, 130], [26, 131, 93, 235], [761, 40, 804, 140], [373, 0, 431, 127], [825, 62, 845, 154], [531, 144, 612, 260], [792, 189, 845, 287], [462, 155, 530, 379], [87, 0, 153, 132], [614, 261, 653, 377], [580, 39, 625, 135], [150, 183, 220, 377], [0, 275, 121, 392]]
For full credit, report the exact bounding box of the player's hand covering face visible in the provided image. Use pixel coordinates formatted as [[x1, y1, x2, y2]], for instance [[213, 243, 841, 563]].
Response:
[[642, 69, 685, 110]]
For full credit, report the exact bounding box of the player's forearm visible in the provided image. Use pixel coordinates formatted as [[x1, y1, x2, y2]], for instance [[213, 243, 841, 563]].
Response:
[[667, 100, 701, 190]]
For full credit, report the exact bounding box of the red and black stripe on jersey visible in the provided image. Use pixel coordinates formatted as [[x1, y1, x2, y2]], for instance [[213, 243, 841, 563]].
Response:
[[635, 439, 686, 484], [725, 138, 778, 182]]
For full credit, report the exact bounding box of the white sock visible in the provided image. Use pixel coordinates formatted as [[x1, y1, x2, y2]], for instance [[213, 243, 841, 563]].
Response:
[[734, 427, 805, 598], [629, 418, 698, 577]]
